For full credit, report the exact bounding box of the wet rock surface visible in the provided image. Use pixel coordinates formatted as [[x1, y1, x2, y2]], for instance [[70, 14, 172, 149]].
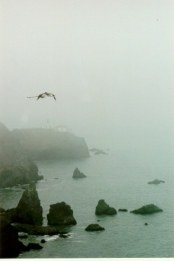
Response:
[[95, 199, 117, 215], [85, 223, 105, 231], [15, 183, 43, 225], [47, 202, 77, 226]]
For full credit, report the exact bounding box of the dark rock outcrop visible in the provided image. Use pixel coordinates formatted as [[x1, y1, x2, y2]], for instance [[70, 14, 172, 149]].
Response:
[[118, 208, 128, 212], [130, 204, 163, 214], [26, 243, 43, 251], [15, 183, 43, 225], [0, 215, 26, 258], [47, 202, 77, 226], [72, 168, 86, 178], [95, 199, 117, 215], [85, 224, 105, 231], [5, 184, 43, 225], [148, 179, 165, 185]]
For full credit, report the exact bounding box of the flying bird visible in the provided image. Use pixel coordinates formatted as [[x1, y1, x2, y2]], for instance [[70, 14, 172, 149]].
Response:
[[27, 92, 56, 100]]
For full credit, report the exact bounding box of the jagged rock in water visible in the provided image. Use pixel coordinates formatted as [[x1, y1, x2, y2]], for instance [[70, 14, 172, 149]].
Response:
[[148, 179, 165, 185], [15, 183, 43, 225], [72, 168, 86, 178], [0, 215, 26, 258], [95, 199, 117, 215], [130, 204, 163, 214], [85, 224, 105, 231], [47, 202, 77, 226]]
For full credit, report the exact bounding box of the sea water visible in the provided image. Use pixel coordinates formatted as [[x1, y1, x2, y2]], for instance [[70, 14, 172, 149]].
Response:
[[0, 146, 174, 258]]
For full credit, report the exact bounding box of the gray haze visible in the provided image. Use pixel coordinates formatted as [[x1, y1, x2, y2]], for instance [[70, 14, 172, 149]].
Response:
[[0, 0, 174, 151]]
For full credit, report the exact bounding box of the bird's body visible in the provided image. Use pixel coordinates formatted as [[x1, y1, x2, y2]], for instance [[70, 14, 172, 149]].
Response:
[[27, 92, 56, 100]]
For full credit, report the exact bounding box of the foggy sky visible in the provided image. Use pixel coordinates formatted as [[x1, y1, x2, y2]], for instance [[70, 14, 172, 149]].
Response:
[[0, 0, 174, 148]]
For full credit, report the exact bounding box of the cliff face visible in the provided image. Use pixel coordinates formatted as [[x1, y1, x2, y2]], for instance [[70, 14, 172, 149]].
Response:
[[12, 128, 89, 160], [0, 123, 42, 188]]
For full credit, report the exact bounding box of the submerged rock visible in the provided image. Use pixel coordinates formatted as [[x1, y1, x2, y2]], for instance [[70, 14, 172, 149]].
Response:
[[72, 168, 86, 178], [130, 204, 163, 214], [95, 199, 117, 215], [47, 202, 77, 226], [148, 179, 165, 185], [85, 224, 105, 231]]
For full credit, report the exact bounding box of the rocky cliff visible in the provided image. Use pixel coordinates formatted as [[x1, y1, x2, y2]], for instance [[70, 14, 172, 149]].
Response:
[[0, 123, 42, 188], [12, 128, 89, 160], [0, 123, 89, 187]]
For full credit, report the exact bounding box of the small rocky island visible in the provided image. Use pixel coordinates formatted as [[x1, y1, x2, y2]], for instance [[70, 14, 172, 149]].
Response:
[[85, 224, 105, 232], [72, 168, 87, 178], [47, 202, 77, 226], [148, 179, 165, 185], [95, 199, 117, 215], [130, 204, 163, 214]]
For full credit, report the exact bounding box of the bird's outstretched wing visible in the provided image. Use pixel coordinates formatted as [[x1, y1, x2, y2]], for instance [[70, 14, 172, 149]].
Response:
[[27, 96, 38, 98], [52, 94, 56, 100]]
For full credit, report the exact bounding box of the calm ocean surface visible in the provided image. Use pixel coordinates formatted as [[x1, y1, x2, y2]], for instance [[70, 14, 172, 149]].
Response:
[[0, 146, 174, 258]]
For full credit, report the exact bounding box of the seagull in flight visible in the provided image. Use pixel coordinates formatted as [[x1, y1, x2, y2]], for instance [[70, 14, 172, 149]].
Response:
[[27, 92, 56, 100]]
